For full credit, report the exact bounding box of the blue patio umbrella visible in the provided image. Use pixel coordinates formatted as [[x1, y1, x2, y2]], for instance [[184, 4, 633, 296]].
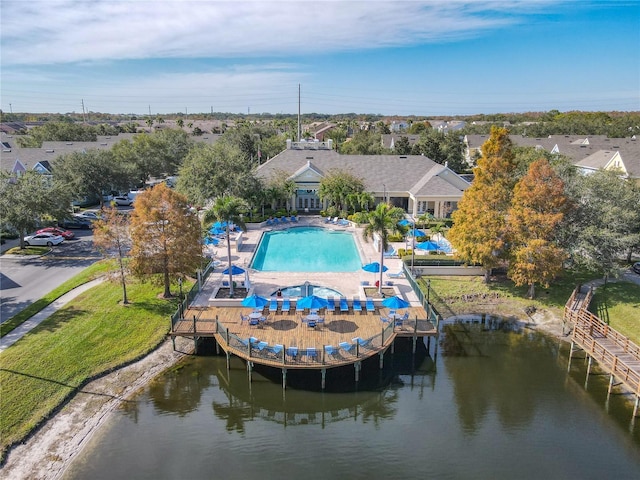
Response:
[[398, 219, 414, 227], [415, 240, 440, 251], [362, 262, 388, 273], [204, 236, 220, 246], [213, 221, 227, 229], [408, 228, 426, 237], [222, 265, 245, 275], [381, 296, 411, 309], [241, 294, 269, 308], [209, 227, 225, 235], [296, 295, 329, 310]]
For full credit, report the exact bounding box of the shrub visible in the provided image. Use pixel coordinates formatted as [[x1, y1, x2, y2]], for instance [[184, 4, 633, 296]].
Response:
[[388, 233, 404, 242], [350, 211, 369, 224]]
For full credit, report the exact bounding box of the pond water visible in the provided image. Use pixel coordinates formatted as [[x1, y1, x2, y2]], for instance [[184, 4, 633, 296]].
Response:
[[63, 321, 640, 479]]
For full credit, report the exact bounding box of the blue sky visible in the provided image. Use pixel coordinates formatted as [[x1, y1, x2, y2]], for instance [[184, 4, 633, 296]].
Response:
[[1, 0, 638, 116]]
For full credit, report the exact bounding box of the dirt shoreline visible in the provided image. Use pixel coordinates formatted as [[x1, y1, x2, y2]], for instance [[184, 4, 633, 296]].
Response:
[[0, 313, 567, 480], [0, 337, 194, 480]]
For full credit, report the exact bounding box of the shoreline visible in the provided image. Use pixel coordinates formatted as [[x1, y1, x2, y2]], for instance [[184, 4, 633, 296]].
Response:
[[0, 313, 567, 480], [0, 337, 194, 480]]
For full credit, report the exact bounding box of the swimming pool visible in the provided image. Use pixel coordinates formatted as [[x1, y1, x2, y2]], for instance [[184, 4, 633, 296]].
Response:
[[270, 284, 343, 298], [250, 227, 362, 272]]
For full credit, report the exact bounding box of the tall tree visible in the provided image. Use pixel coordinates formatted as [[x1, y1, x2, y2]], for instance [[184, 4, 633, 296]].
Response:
[[507, 159, 567, 298], [318, 169, 366, 213], [448, 127, 517, 282], [362, 202, 405, 293], [129, 184, 202, 298], [565, 170, 640, 280], [0, 171, 69, 248], [53, 149, 129, 208], [93, 205, 132, 304], [177, 141, 256, 206], [203, 196, 248, 297]]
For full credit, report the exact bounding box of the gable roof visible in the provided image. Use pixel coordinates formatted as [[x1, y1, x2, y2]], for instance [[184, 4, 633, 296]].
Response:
[[256, 148, 469, 198]]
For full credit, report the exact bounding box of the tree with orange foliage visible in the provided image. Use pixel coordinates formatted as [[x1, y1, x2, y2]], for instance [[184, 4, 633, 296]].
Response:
[[448, 126, 517, 282], [507, 158, 567, 299], [129, 184, 202, 298], [92, 205, 132, 304]]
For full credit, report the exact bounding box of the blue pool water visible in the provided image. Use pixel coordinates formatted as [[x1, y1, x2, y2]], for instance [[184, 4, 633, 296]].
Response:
[[270, 285, 343, 298], [250, 227, 361, 272]]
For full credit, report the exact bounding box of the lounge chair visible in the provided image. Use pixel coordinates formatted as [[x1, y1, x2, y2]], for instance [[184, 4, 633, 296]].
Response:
[[353, 297, 362, 313], [290, 215, 298, 222], [265, 218, 274, 226], [352, 337, 370, 348], [249, 316, 259, 327], [281, 297, 291, 314], [387, 269, 405, 279], [281, 216, 289, 223], [324, 345, 337, 358], [327, 296, 336, 313], [272, 217, 280, 225], [338, 218, 350, 226], [339, 341, 354, 354], [286, 346, 298, 359], [383, 246, 397, 257], [360, 280, 370, 286], [240, 313, 250, 324], [340, 297, 349, 313], [325, 216, 333, 223], [269, 297, 278, 314], [257, 341, 268, 351], [380, 315, 390, 324], [266, 344, 283, 359], [366, 297, 375, 313], [306, 347, 318, 360]]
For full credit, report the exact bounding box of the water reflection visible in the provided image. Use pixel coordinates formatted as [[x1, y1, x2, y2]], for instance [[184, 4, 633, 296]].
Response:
[[63, 318, 640, 480]]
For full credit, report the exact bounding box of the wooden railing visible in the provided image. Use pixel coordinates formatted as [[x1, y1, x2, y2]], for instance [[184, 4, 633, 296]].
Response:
[[566, 286, 640, 397]]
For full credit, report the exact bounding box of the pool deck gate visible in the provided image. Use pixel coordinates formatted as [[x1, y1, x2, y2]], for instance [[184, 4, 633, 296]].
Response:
[[171, 299, 437, 390], [565, 285, 640, 418]]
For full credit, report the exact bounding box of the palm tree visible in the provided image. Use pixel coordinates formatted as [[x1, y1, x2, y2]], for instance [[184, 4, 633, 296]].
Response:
[[203, 196, 248, 296], [362, 202, 404, 293]]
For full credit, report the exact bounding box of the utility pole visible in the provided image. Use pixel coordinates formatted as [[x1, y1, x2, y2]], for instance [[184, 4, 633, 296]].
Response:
[[297, 83, 301, 142], [81, 99, 86, 123], [9, 103, 13, 114]]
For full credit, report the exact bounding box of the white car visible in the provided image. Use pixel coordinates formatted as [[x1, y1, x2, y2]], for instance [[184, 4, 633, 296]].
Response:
[[75, 211, 100, 221], [23, 232, 64, 247], [112, 196, 133, 206]]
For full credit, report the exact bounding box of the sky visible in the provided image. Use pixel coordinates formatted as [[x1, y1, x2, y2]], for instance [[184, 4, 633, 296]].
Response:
[[1, 0, 639, 116]]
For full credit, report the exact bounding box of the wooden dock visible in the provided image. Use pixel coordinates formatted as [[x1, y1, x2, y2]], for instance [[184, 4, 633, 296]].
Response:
[[566, 286, 640, 417], [171, 305, 437, 371]]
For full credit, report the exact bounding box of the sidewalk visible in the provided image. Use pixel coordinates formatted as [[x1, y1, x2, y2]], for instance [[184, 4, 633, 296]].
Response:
[[0, 278, 105, 352]]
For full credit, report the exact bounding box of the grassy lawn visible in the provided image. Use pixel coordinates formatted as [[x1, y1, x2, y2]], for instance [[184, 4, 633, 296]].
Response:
[[0, 260, 114, 338], [418, 270, 640, 343], [589, 282, 640, 345], [0, 278, 180, 459]]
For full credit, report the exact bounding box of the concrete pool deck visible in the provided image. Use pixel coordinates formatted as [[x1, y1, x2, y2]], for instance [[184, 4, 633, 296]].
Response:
[[202, 215, 420, 306]]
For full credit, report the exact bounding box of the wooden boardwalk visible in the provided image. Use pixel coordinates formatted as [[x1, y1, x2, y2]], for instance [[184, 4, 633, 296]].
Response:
[[171, 305, 437, 370], [566, 286, 640, 416]]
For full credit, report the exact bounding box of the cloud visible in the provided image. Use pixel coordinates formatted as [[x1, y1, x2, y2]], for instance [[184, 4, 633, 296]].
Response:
[[1, 0, 556, 66]]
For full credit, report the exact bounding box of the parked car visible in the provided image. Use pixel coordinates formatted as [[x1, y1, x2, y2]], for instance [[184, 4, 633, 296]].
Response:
[[23, 232, 64, 246], [36, 226, 75, 239], [59, 217, 93, 229], [112, 195, 133, 206], [75, 211, 101, 221], [632, 262, 640, 275]]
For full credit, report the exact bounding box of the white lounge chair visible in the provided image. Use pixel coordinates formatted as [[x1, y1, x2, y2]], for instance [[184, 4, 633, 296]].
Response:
[[387, 269, 405, 278]]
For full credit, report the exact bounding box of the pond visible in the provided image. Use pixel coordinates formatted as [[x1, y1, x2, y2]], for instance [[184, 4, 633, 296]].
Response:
[[63, 320, 640, 479]]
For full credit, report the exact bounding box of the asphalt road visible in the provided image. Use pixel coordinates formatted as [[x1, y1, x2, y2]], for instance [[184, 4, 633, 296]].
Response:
[[0, 230, 102, 322]]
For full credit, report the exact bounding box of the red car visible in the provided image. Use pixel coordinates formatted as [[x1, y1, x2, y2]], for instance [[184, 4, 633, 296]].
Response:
[[36, 226, 75, 239]]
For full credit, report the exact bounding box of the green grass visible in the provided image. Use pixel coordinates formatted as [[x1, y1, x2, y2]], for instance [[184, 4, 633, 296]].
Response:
[[589, 282, 640, 344], [418, 269, 636, 329], [0, 278, 179, 459], [4, 246, 49, 256], [0, 260, 114, 338]]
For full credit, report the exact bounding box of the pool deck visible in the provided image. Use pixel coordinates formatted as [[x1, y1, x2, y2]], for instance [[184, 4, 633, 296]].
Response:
[[201, 215, 414, 302], [177, 215, 435, 377]]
